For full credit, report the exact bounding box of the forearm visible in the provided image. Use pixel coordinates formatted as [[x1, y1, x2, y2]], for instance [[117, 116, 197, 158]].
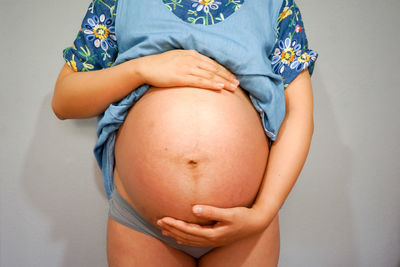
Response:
[[52, 58, 145, 120], [252, 70, 314, 226], [253, 109, 314, 220]]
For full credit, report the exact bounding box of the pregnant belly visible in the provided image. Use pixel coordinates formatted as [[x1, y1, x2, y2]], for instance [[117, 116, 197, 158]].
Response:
[[113, 85, 270, 227]]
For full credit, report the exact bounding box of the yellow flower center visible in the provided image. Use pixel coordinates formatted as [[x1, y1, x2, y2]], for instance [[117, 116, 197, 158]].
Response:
[[93, 24, 109, 40], [200, 0, 213, 6], [299, 53, 310, 63], [281, 48, 295, 63]]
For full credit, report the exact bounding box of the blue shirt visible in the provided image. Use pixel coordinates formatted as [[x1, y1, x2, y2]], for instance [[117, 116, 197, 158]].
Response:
[[63, 0, 318, 199]]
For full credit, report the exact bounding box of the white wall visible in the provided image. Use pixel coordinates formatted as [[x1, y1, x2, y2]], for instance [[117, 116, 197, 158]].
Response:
[[1, 0, 399, 266]]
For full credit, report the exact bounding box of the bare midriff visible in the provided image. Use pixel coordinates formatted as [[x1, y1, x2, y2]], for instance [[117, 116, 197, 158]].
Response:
[[113, 85, 270, 227]]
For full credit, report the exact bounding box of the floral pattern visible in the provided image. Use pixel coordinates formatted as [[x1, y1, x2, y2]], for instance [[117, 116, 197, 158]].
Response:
[[162, 0, 244, 25], [63, 0, 118, 71], [270, 0, 318, 88], [63, 0, 317, 88], [83, 14, 116, 55]]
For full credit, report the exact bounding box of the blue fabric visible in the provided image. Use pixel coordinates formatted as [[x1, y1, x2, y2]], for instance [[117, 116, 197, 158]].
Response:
[[63, 0, 318, 199], [162, 0, 245, 25], [63, 0, 118, 71], [270, 0, 318, 88]]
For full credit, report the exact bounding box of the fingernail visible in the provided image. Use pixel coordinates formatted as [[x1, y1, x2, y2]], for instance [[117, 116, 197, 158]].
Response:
[[193, 206, 202, 214], [233, 79, 240, 86]]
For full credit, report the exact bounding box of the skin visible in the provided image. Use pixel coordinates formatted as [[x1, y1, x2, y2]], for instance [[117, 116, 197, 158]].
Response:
[[106, 69, 313, 266], [52, 49, 239, 119], [112, 84, 270, 227], [52, 49, 314, 266], [157, 68, 314, 250]]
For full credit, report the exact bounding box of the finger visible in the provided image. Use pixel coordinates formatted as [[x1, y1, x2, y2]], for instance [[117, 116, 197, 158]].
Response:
[[195, 55, 238, 82], [164, 228, 216, 247], [195, 60, 239, 90], [185, 49, 234, 79], [163, 230, 209, 247], [160, 217, 216, 238], [188, 67, 237, 92], [161, 221, 206, 242], [164, 225, 230, 247], [160, 223, 208, 243], [192, 205, 236, 222], [183, 74, 227, 92]]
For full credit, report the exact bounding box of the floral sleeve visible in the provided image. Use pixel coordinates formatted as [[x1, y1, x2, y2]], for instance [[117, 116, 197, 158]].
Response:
[[63, 0, 118, 72], [270, 0, 318, 89]]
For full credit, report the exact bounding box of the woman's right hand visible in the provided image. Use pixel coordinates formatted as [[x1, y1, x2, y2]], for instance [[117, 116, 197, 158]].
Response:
[[135, 49, 240, 92]]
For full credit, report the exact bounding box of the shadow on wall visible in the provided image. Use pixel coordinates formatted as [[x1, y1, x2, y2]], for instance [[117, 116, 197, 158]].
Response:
[[278, 71, 360, 266], [21, 93, 109, 267]]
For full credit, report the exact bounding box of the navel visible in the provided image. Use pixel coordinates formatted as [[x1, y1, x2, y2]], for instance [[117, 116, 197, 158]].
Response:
[[187, 159, 199, 168]]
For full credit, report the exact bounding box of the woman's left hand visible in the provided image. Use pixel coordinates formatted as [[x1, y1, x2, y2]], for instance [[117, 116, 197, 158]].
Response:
[[156, 205, 270, 247]]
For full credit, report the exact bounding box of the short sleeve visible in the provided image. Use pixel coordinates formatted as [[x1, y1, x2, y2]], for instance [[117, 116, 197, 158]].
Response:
[[270, 0, 318, 89], [63, 0, 118, 72]]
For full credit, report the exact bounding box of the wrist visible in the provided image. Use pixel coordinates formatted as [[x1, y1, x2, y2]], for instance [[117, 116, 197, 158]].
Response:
[[252, 201, 280, 229], [129, 56, 147, 85]]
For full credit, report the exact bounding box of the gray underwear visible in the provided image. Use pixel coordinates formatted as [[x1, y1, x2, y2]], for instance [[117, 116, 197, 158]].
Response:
[[108, 187, 217, 259]]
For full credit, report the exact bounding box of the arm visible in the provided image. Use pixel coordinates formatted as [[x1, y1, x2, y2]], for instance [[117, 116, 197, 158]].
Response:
[[52, 0, 238, 120], [252, 67, 314, 225], [51, 0, 140, 120], [51, 60, 144, 120], [155, 0, 319, 247], [252, 0, 317, 221], [155, 69, 315, 246], [52, 50, 238, 120]]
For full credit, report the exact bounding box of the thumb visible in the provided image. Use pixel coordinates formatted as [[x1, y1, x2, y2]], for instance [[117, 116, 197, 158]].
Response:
[[192, 205, 234, 222]]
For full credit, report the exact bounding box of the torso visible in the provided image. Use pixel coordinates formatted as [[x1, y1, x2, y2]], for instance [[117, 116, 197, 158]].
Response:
[[113, 85, 270, 227]]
